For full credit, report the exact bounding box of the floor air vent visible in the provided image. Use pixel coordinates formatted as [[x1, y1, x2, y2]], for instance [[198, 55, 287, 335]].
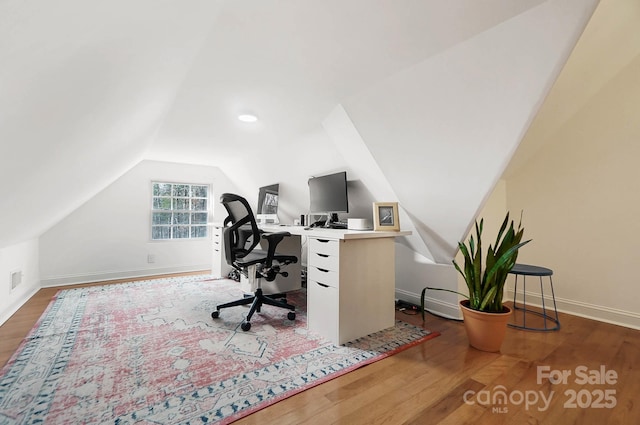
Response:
[[10, 270, 22, 290]]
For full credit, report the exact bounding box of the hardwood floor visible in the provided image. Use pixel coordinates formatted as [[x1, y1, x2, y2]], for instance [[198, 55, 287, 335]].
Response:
[[1, 275, 638, 424]]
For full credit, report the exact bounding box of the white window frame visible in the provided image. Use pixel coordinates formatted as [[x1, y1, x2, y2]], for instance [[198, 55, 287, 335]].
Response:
[[150, 181, 211, 241]]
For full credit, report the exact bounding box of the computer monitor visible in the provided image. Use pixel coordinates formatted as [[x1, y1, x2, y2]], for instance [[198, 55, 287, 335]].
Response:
[[308, 171, 348, 226], [256, 183, 279, 224]]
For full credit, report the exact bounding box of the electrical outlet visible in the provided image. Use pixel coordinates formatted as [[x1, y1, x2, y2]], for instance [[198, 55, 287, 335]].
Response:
[[147, 254, 156, 264]]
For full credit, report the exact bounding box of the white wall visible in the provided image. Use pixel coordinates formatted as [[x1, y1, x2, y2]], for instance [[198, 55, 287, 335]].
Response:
[[340, 0, 598, 264], [215, 126, 376, 226], [39, 160, 239, 286], [506, 55, 640, 329], [321, 105, 459, 312], [0, 239, 40, 324], [37, 131, 400, 287]]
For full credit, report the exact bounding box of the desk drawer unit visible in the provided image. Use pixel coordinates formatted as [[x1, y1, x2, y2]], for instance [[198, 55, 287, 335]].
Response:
[[307, 235, 397, 345], [211, 226, 231, 278], [309, 238, 340, 256], [308, 238, 340, 284], [308, 266, 339, 288], [307, 237, 341, 342], [307, 279, 339, 343], [308, 251, 339, 273]]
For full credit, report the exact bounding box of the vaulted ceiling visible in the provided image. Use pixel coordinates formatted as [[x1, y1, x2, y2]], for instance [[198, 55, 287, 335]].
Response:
[[0, 0, 608, 259]]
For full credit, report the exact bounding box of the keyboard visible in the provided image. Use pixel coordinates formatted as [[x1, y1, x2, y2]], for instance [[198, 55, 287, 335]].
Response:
[[329, 221, 348, 229]]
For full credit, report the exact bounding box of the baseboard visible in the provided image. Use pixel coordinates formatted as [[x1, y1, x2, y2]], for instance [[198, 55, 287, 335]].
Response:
[[40, 265, 211, 288], [395, 287, 640, 330], [506, 289, 640, 330], [395, 288, 462, 320], [0, 287, 40, 327]]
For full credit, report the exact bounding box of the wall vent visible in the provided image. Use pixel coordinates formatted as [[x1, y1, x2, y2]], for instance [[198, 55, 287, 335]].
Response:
[[10, 270, 22, 290]]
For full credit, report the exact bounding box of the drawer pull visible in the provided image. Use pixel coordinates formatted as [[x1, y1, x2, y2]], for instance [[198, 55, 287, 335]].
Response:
[[315, 282, 329, 288], [316, 253, 329, 258], [317, 239, 330, 243], [316, 267, 329, 273]]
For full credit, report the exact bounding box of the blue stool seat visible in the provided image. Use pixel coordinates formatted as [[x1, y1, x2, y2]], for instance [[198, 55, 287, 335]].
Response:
[[509, 263, 560, 331]]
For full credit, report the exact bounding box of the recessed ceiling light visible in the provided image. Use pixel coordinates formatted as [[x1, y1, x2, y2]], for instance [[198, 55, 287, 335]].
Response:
[[238, 114, 258, 123]]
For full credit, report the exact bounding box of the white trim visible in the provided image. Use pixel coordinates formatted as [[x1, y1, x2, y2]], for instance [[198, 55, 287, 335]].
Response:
[[395, 288, 462, 320], [395, 287, 640, 330], [40, 265, 211, 288], [505, 289, 640, 331], [0, 287, 40, 327]]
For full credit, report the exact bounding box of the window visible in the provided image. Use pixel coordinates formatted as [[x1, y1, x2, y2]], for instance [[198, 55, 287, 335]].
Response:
[[151, 182, 210, 240]]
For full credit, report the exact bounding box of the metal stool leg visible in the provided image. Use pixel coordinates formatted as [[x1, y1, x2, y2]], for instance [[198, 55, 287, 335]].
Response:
[[513, 275, 519, 309], [539, 276, 548, 330], [509, 265, 560, 331], [548, 276, 560, 328]]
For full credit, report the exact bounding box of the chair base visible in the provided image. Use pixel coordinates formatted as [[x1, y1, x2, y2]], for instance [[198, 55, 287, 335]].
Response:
[[211, 288, 296, 331]]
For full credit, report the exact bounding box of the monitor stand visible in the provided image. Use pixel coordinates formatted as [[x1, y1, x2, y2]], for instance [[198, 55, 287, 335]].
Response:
[[257, 214, 279, 225], [323, 213, 340, 228]]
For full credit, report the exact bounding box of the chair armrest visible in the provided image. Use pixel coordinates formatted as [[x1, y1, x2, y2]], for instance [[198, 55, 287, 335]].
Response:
[[261, 232, 291, 266], [262, 231, 290, 239]]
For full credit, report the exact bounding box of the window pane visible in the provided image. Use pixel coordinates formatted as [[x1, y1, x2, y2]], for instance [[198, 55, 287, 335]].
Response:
[[153, 183, 172, 196], [192, 185, 208, 197], [191, 199, 207, 211], [173, 185, 189, 197], [152, 226, 170, 240], [191, 226, 207, 238], [152, 212, 172, 225], [152, 182, 210, 241], [153, 197, 172, 210], [173, 226, 189, 238], [191, 212, 207, 224], [173, 213, 190, 224], [174, 198, 189, 210]]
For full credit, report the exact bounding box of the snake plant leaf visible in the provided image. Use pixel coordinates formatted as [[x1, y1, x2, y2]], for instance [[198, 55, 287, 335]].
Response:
[[425, 212, 530, 317], [494, 212, 510, 248], [420, 287, 427, 321], [479, 285, 498, 311], [421, 286, 468, 321], [484, 239, 531, 286], [473, 220, 483, 303]]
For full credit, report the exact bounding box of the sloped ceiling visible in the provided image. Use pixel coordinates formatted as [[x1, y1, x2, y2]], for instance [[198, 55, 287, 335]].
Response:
[[505, 0, 640, 177], [148, 0, 546, 162], [0, 0, 222, 248], [0, 0, 601, 255]]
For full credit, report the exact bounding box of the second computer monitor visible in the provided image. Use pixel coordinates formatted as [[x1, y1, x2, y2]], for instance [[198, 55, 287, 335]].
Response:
[[257, 183, 279, 223], [308, 171, 348, 221]]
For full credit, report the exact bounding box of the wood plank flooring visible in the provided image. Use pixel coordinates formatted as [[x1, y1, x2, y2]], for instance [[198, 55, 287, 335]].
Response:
[[1, 274, 638, 424]]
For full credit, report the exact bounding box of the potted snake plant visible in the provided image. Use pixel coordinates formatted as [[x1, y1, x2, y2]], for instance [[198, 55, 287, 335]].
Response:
[[421, 212, 530, 352]]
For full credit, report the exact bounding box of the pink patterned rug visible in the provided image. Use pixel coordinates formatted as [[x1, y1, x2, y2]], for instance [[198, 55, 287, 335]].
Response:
[[0, 275, 438, 424]]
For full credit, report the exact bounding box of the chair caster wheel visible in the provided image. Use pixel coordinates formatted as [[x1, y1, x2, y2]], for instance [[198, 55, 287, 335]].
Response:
[[211, 311, 219, 319], [241, 322, 251, 331], [287, 312, 296, 321]]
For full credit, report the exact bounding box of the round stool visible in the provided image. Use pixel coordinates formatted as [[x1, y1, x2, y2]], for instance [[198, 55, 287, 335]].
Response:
[[508, 263, 560, 331]]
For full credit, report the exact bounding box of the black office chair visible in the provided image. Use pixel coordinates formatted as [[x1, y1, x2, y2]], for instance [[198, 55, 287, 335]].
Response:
[[211, 193, 297, 331]]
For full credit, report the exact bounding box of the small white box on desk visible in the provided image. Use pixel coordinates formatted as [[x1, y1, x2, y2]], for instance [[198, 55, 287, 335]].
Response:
[[347, 218, 372, 230]]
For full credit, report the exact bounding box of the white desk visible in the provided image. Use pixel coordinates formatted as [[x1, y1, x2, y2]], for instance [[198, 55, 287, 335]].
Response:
[[261, 225, 410, 344]]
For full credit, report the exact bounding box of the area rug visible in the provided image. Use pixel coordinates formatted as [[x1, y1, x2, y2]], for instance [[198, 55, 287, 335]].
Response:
[[0, 275, 438, 424]]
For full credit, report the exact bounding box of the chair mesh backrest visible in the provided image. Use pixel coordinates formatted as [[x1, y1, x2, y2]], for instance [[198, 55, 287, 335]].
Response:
[[220, 193, 261, 266]]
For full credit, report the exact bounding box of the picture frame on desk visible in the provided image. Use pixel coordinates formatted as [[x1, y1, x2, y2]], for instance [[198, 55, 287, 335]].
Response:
[[372, 202, 400, 231]]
